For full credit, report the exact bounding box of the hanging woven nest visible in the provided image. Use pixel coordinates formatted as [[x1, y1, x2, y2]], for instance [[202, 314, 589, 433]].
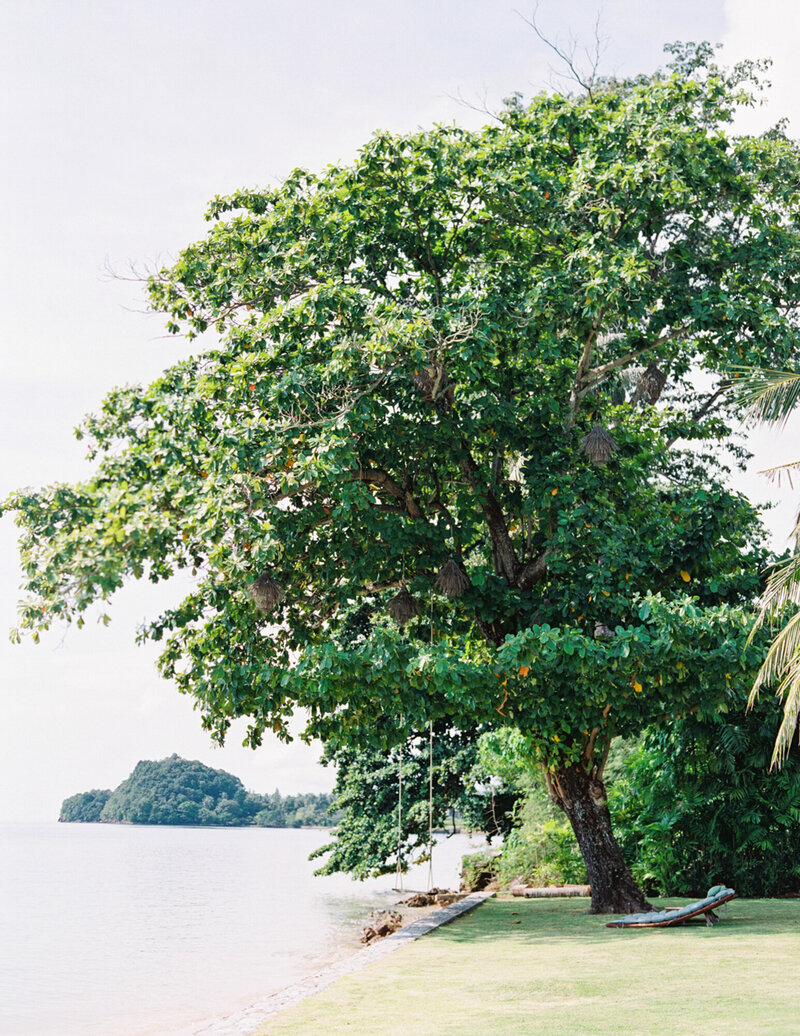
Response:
[[580, 424, 618, 466], [412, 364, 455, 406], [249, 571, 283, 615], [387, 588, 420, 625], [435, 559, 471, 598], [635, 363, 667, 404]]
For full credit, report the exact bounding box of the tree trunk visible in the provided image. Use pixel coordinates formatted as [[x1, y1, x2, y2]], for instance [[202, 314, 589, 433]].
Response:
[[547, 762, 651, 915]]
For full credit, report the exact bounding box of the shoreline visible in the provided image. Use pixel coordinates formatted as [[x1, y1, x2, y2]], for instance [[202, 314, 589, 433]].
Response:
[[57, 819, 338, 830], [185, 892, 495, 1035], [1, 824, 487, 1036]]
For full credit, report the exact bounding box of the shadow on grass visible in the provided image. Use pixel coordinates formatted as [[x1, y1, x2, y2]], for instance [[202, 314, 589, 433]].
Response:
[[432, 897, 800, 946], [258, 896, 800, 1036]]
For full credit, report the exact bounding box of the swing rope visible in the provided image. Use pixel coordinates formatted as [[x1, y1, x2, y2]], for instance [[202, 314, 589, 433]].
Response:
[[395, 736, 404, 892], [426, 589, 435, 891], [427, 720, 434, 891], [394, 591, 438, 894], [395, 563, 407, 893]]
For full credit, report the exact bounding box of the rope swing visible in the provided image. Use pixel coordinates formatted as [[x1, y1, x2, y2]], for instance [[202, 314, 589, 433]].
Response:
[[425, 588, 436, 891], [427, 720, 434, 892], [393, 724, 437, 893], [395, 735, 404, 893], [393, 590, 439, 893]]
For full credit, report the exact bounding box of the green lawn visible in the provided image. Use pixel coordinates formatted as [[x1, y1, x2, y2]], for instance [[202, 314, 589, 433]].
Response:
[[257, 897, 800, 1035]]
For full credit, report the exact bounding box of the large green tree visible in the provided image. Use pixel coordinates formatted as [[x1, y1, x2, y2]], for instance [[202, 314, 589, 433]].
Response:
[[6, 45, 796, 912]]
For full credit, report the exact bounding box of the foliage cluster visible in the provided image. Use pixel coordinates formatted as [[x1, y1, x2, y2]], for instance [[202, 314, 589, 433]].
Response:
[[492, 809, 587, 889], [459, 727, 586, 887], [59, 789, 112, 823], [459, 731, 595, 889], [312, 725, 520, 879], [59, 754, 340, 828], [460, 695, 800, 898], [254, 789, 341, 829], [610, 693, 800, 897]]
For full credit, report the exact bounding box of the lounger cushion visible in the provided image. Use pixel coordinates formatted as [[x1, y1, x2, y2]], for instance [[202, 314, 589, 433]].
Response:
[[606, 887, 735, 928]]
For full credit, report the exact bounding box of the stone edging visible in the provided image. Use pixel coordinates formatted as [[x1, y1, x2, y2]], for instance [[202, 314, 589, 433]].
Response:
[[192, 890, 496, 1035]]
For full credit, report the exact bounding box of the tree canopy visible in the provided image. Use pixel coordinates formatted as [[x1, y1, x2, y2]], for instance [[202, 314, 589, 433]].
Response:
[[59, 789, 112, 823], [7, 43, 799, 911]]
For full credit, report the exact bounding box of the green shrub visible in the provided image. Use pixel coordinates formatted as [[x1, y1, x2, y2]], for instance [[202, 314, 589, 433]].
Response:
[[461, 850, 500, 891], [610, 694, 800, 897], [467, 769, 588, 889], [495, 820, 588, 887]]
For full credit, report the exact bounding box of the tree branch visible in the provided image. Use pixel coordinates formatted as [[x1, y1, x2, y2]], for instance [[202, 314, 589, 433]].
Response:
[[458, 445, 518, 582], [349, 467, 426, 520], [594, 734, 612, 782], [578, 327, 687, 396], [664, 385, 728, 449], [567, 317, 601, 425], [516, 551, 549, 592], [518, 4, 608, 101]]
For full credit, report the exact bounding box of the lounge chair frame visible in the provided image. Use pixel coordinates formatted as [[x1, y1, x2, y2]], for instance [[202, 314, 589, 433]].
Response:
[[606, 887, 737, 929]]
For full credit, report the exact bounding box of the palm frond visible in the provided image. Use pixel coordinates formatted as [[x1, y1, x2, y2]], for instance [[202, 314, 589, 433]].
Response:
[[730, 362, 800, 767], [749, 554, 800, 635], [751, 610, 800, 695], [769, 653, 800, 770], [759, 459, 800, 490], [726, 365, 800, 429]]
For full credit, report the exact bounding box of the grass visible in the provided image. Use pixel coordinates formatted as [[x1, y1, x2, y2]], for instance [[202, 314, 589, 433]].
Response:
[[256, 897, 800, 1035]]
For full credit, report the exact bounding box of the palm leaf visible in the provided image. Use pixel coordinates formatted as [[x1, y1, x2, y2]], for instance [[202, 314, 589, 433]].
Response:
[[750, 554, 800, 634], [758, 459, 800, 490], [726, 365, 800, 429], [769, 652, 800, 770], [727, 364, 800, 767], [750, 610, 800, 694]]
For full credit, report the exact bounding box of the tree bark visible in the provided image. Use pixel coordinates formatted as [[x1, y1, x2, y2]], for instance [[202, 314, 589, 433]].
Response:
[[547, 762, 651, 915]]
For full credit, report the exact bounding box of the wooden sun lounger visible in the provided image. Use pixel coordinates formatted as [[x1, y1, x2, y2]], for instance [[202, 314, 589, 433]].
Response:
[[606, 886, 737, 928]]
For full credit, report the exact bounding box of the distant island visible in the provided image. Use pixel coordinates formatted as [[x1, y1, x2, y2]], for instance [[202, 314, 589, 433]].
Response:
[[59, 754, 341, 828]]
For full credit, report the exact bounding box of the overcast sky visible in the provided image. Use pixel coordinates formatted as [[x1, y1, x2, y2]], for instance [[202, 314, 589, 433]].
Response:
[[2, 0, 800, 822]]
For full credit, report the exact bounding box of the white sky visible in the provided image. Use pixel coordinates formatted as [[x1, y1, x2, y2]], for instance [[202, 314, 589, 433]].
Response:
[[1, 0, 799, 822]]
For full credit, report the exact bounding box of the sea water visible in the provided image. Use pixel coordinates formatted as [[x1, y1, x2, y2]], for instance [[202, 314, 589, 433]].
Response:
[[0, 823, 484, 1035]]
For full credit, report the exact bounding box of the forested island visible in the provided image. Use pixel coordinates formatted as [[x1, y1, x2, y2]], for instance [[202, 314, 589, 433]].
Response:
[[59, 754, 341, 828]]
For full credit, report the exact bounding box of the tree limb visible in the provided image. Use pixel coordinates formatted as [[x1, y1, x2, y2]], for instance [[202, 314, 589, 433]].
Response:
[[567, 317, 601, 424], [458, 445, 518, 582], [664, 384, 728, 449], [578, 327, 687, 396], [516, 551, 549, 591], [349, 467, 426, 520]]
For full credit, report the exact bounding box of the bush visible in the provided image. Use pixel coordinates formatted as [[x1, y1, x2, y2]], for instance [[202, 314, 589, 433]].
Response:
[[495, 820, 588, 887], [610, 695, 800, 897], [465, 767, 588, 889], [461, 850, 500, 891]]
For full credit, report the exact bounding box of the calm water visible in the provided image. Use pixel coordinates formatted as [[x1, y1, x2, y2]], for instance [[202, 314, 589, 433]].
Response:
[[0, 823, 482, 1035]]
